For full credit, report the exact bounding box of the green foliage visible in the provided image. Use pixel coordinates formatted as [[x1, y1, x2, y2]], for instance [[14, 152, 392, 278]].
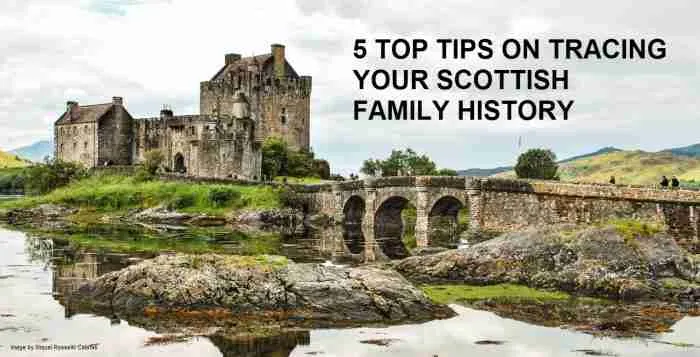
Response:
[[360, 148, 454, 177], [605, 218, 662, 244], [262, 137, 288, 179], [142, 149, 165, 175], [2, 174, 281, 214], [23, 159, 88, 195], [0, 168, 26, 193], [422, 284, 573, 304], [401, 206, 417, 249], [208, 187, 242, 207], [435, 168, 458, 176], [515, 148, 559, 180], [262, 137, 331, 179]]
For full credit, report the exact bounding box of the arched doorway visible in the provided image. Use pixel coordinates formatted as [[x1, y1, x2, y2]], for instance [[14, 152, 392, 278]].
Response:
[[342, 196, 365, 254], [428, 196, 468, 248], [374, 196, 413, 259], [174, 153, 186, 173]]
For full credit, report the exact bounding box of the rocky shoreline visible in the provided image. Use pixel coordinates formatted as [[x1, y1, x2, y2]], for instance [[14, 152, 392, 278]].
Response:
[[71, 253, 454, 325], [396, 224, 700, 304], [4, 203, 700, 321]]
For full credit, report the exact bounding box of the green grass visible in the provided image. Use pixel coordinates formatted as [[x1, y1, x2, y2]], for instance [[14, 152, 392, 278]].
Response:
[[422, 284, 574, 304], [273, 176, 324, 184], [603, 218, 662, 244], [0, 150, 30, 169], [0, 174, 281, 214]]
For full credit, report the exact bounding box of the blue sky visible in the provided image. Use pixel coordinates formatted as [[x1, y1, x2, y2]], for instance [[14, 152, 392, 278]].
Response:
[[1, 0, 698, 174]]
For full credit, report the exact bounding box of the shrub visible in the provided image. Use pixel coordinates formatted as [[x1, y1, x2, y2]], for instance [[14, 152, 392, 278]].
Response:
[[208, 187, 241, 207], [143, 149, 165, 175], [167, 194, 196, 210], [23, 159, 88, 195], [515, 148, 559, 180]]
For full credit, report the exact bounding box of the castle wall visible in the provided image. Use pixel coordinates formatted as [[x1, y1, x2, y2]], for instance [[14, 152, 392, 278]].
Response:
[[97, 105, 133, 166], [55, 122, 98, 167], [132, 115, 261, 180], [200, 73, 311, 151]]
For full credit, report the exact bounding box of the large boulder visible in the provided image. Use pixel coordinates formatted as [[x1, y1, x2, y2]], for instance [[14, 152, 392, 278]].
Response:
[[75, 254, 453, 324], [396, 225, 700, 302]]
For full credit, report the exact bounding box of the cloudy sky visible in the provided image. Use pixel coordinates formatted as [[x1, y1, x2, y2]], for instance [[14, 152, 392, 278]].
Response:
[[1, 0, 698, 174]]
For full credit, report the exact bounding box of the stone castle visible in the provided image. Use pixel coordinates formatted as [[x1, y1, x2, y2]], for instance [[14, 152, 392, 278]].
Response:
[[54, 44, 311, 179]]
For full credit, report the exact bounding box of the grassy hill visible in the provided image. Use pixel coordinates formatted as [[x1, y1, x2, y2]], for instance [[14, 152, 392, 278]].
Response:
[[0, 150, 31, 169], [496, 150, 700, 187]]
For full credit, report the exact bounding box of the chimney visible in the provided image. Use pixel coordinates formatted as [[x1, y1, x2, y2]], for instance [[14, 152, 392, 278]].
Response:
[[271, 43, 285, 78], [66, 101, 79, 120], [112, 96, 123, 106], [160, 105, 173, 119], [225, 53, 241, 65]]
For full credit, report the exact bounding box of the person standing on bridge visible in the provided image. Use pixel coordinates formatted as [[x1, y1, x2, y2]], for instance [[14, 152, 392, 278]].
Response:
[[671, 176, 680, 189], [660, 175, 669, 189]]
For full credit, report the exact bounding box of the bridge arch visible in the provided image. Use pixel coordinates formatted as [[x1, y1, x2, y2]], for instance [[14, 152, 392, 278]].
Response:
[[374, 195, 414, 259], [342, 195, 365, 254], [428, 195, 467, 247]]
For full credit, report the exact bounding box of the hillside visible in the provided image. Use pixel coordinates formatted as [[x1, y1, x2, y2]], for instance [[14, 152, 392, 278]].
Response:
[[663, 143, 700, 158], [458, 147, 621, 177], [496, 150, 700, 187], [0, 150, 30, 169], [10, 140, 52, 162]]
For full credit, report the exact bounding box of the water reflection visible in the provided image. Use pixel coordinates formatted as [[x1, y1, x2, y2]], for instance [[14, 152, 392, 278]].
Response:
[[1, 226, 699, 357]]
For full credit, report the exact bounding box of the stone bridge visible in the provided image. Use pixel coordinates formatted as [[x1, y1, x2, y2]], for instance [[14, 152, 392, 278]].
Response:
[[298, 176, 700, 261]]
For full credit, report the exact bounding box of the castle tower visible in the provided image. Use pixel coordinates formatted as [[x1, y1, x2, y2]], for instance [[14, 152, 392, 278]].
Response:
[[200, 43, 312, 151]]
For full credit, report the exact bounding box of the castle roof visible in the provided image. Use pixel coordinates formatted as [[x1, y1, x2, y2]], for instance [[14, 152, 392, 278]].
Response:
[[210, 53, 299, 81], [55, 103, 113, 125]]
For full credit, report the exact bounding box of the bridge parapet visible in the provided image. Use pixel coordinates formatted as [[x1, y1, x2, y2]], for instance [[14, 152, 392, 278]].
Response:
[[481, 178, 700, 204]]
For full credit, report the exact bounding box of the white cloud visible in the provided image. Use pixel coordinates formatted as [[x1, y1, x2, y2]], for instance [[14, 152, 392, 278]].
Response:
[[0, 0, 698, 174]]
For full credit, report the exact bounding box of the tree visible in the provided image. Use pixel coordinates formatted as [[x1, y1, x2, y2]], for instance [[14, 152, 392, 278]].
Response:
[[514, 148, 559, 180], [360, 148, 450, 177], [261, 137, 332, 179], [360, 159, 381, 177], [142, 149, 165, 175], [23, 159, 88, 195], [261, 137, 288, 179], [435, 168, 458, 176], [312, 159, 331, 179]]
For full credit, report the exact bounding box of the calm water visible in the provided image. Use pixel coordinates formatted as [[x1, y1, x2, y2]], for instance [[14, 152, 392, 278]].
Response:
[[0, 226, 698, 357]]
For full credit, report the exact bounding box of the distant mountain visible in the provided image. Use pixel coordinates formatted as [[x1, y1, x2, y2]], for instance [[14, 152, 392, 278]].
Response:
[[10, 140, 53, 162], [663, 143, 700, 158], [457, 166, 512, 177], [458, 147, 621, 177], [557, 146, 621, 163], [0, 149, 31, 168]]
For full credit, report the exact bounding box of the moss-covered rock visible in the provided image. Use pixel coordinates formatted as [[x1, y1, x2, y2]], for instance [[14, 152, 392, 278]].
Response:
[[396, 224, 700, 303], [73, 253, 454, 324]]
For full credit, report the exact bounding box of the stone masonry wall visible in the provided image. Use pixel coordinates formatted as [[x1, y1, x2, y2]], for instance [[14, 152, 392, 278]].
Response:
[[55, 122, 97, 167]]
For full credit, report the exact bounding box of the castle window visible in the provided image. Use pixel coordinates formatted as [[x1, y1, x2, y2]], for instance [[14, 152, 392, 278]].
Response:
[[84, 141, 88, 149], [60, 144, 64, 152], [84, 125, 88, 133], [280, 107, 287, 125], [73, 142, 77, 150]]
